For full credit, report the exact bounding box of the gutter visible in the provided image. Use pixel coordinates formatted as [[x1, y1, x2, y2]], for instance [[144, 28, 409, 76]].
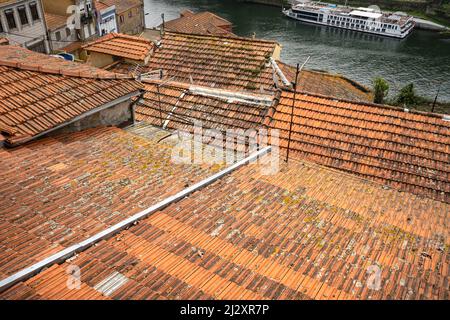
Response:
[[6, 90, 142, 147], [0, 146, 272, 293]]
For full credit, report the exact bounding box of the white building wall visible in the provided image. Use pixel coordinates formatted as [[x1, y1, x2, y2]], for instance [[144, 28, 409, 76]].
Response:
[[97, 6, 117, 36], [49, 26, 78, 51], [0, 0, 49, 53]]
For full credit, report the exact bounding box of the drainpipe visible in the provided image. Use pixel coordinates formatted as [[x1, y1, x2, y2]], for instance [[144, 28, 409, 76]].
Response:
[[39, 0, 51, 53]]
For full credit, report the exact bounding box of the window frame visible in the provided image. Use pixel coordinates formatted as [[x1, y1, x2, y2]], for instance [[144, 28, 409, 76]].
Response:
[[4, 9, 17, 30], [29, 2, 41, 22], [17, 5, 29, 26]]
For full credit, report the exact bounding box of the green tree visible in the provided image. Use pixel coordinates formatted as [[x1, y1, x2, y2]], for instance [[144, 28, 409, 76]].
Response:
[[395, 83, 418, 107], [373, 77, 389, 104]]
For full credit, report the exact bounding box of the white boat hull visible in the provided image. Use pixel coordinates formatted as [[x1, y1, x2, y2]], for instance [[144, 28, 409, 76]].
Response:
[[283, 9, 414, 39]]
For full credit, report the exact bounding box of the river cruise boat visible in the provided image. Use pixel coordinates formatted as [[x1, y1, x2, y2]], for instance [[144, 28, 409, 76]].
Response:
[[283, 1, 415, 39]]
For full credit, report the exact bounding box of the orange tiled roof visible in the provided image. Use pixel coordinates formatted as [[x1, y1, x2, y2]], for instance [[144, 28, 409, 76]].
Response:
[[83, 33, 153, 62], [1, 144, 448, 299], [265, 90, 450, 203], [95, 0, 111, 11], [163, 11, 235, 36], [0, 44, 123, 78], [0, 37, 9, 46], [100, 0, 142, 14], [136, 80, 271, 133], [0, 126, 220, 282], [44, 12, 67, 31], [276, 60, 373, 102], [145, 32, 279, 92], [0, 45, 142, 145], [59, 41, 83, 54]]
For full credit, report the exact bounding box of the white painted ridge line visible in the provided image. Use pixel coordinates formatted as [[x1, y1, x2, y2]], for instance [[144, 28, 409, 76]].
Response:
[[270, 57, 291, 87], [0, 146, 272, 293]]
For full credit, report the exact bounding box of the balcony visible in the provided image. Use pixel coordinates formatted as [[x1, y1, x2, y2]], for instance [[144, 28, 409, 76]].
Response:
[[80, 12, 94, 25]]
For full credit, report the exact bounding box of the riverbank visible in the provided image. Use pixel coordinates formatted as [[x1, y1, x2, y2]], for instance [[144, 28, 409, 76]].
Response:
[[144, 0, 450, 103]]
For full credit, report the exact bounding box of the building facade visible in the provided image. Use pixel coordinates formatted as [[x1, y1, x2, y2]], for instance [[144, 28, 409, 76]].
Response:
[[42, 0, 97, 42], [95, 1, 117, 36], [44, 12, 77, 52], [0, 0, 49, 53], [103, 0, 144, 35]]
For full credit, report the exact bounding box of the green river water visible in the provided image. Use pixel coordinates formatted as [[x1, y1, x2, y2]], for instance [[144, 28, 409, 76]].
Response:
[[144, 0, 450, 102]]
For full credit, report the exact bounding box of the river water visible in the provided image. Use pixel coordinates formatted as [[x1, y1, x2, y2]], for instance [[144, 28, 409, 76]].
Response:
[[144, 0, 450, 101]]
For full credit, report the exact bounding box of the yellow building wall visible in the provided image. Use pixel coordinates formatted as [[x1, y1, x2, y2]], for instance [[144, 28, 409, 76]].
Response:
[[272, 44, 282, 61], [42, 0, 74, 15], [86, 52, 115, 68]]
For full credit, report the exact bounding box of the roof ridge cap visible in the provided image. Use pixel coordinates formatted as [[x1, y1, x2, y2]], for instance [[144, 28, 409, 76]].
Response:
[[84, 32, 153, 50], [164, 31, 279, 45], [0, 59, 136, 80], [82, 33, 117, 48]]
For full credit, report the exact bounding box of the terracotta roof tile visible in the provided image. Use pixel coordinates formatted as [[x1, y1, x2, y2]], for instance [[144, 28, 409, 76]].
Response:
[[59, 41, 83, 54], [95, 0, 111, 11], [135, 80, 271, 133], [163, 11, 235, 36], [0, 45, 142, 145], [265, 90, 450, 202], [0, 126, 220, 280], [44, 12, 68, 31], [83, 33, 153, 62], [2, 147, 448, 299], [0, 45, 124, 78], [276, 61, 373, 102], [145, 32, 279, 92], [0, 37, 9, 46], [100, 0, 142, 14]]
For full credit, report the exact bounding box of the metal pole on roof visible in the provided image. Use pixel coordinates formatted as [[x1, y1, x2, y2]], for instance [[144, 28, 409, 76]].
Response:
[[155, 77, 176, 127], [285, 63, 299, 163], [431, 82, 441, 113], [285, 56, 310, 163], [156, 85, 164, 126]]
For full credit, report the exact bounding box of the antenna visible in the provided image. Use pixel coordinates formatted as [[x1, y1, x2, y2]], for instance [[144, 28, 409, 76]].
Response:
[[161, 13, 165, 36], [155, 76, 176, 127], [432, 82, 442, 113], [286, 56, 310, 163]]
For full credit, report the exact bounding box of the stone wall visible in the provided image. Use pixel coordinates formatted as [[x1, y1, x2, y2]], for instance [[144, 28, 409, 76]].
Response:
[[51, 99, 134, 135], [117, 5, 145, 35]]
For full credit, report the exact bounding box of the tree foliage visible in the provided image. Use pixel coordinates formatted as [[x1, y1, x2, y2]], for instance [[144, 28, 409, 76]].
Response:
[[373, 77, 389, 104], [394, 83, 418, 106]]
